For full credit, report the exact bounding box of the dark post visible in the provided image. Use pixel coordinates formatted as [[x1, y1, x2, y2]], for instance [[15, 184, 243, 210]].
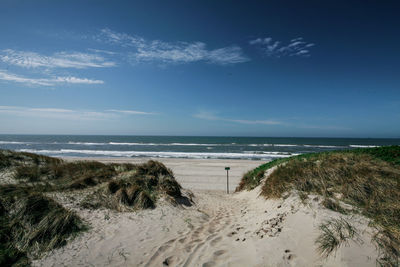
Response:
[[225, 167, 230, 194]]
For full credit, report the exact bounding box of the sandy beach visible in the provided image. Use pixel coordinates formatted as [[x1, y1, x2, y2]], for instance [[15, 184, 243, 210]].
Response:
[[31, 157, 379, 267]]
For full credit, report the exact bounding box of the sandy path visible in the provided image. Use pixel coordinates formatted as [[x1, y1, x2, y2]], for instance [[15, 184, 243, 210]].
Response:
[[142, 191, 253, 267]]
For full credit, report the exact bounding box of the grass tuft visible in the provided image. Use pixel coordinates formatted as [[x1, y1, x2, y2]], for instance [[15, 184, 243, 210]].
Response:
[[316, 218, 360, 257], [0, 192, 85, 265], [82, 160, 181, 211], [10, 193, 85, 254], [126, 185, 141, 205], [136, 191, 155, 209], [322, 198, 348, 214]]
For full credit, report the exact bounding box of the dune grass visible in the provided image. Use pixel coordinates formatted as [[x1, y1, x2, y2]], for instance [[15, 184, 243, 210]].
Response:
[[239, 146, 400, 265], [236, 145, 400, 192], [0, 150, 185, 265], [81, 160, 182, 211], [13, 160, 117, 190], [236, 157, 291, 191], [0, 193, 85, 266], [316, 217, 360, 257]]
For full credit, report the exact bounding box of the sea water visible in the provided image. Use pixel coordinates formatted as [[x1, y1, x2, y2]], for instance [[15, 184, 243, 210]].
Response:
[[0, 135, 399, 160]]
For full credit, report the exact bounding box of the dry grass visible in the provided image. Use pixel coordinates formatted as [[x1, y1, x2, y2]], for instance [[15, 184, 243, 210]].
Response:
[[0, 193, 85, 266], [236, 157, 290, 191], [12, 160, 117, 190], [10, 194, 85, 254], [81, 160, 182, 211], [0, 149, 61, 172], [0, 150, 185, 265], [236, 145, 400, 192], [255, 147, 400, 265], [321, 198, 348, 214], [316, 217, 360, 257]]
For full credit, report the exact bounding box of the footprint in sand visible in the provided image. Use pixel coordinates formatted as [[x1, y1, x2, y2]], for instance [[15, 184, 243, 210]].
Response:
[[227, 231, 237, 237], [210, 236, 222, 246], [213, 250, 226, 257], [162, 255, 178, 266], [202, 261, 216, 267], [283, 249, 295, 261]]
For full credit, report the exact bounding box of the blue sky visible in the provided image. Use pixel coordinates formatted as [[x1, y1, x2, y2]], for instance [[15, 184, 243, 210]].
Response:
[[0, 0, 399, 137]]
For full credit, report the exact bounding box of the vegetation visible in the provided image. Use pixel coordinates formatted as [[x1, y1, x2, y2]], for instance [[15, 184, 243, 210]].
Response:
[[316, 218, 360, 257], [0, 193, 85, 266], [81, 160, 182, 211], [0, 150, 61, 171], [238, 146, 400, 265], [236, 157, 291, 191], [13, 160, 117, 190], [236, 146, 400, 192], [0, 149, 185, 266]]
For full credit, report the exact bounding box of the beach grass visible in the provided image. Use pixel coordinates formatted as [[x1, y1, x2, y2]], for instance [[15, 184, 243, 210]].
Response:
[[238, 146, 400, 265], [0, 192, 85, 266], [81, 160, 181, 211], [0, 149, 185, 266], [316, 217, 360, 257], [236, 145, 400, 191]]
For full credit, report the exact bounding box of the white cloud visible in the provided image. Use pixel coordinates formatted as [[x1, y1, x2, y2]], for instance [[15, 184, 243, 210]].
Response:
[[87, 48, 117, 55], [29, 108, 75, 113], [0, 106, 156, 120], [228, 119, 282, 125], [249, 36, 314, 57], [107, 109, 156, 115], [0, 49, 116, 69], [98, 28, 249, 65], [194, 111, 282, 125], [193, 111, 220, 121], [0, 70, 104, 86], [51, 76, 104, 84]]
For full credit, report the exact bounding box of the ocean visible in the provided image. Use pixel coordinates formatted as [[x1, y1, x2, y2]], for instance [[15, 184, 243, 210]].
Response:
[[0, 135, 399, 160]]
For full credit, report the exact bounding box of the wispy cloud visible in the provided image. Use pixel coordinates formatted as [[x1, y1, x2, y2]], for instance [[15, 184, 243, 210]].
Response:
[[194, 111, 282, 125], [98, 28, 249, 65], [107, 109, 156, 115], [249, 37, 314, 57], [0, 49, 116, 69], [194, 111, 351, 131], [0, 70, 104, 86], [0, 106, 156, 120]]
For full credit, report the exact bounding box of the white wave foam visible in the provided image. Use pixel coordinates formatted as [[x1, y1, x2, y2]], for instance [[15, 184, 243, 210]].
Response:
[[243, 151, 294, 155], [349, 145, 380, 148], [17, 149, 299, 159], [0, 141, 33, 144], [65, 141, 221, 146], [249, 144, 298, 147], [303, 145, 340, 148], [68, 142, 108, 145]]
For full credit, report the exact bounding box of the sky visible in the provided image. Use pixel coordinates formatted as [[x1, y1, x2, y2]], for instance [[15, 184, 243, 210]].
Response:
[[0, 0, 399, 137]]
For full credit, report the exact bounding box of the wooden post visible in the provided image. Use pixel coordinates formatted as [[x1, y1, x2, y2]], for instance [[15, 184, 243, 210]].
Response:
[[225, 167, 230, 194]]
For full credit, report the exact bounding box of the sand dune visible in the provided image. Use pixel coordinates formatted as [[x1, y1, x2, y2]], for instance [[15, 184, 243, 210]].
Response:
[[32, 158, 379, 267]]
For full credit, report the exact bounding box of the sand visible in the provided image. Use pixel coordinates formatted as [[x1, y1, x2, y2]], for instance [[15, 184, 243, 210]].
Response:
[[33, 158, 379, 267]]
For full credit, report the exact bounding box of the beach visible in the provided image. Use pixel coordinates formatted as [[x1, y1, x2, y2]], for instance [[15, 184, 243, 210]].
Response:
[[31, 156, 379, 267]]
